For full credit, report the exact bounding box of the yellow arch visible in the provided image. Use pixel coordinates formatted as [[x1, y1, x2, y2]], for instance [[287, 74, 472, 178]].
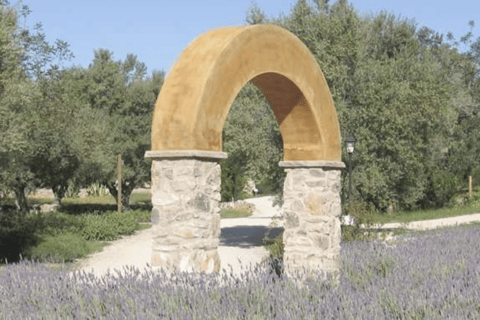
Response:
[[152, 24, 341, 161]]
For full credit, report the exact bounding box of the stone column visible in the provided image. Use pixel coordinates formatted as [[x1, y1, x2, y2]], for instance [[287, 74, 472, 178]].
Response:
[[145, 150, 227, 273], [279, 161, 345, 277]]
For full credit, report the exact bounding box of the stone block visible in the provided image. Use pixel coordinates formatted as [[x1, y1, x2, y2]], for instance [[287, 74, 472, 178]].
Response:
[[164, 168, 173, 180], [284, 212, 299, 228], [309, 169, 326, 177], [311, 234, 330, 251], [306, 193, 325, 215], [305, 180, 323, 188]]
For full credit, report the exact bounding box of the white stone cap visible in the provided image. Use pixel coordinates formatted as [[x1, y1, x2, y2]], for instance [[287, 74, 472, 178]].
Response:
[[145, 150, 228, 160], [279, 161, 346, 169]]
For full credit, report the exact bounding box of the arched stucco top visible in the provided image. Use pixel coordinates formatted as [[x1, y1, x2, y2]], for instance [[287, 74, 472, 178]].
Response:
[[152, 24, 341, 161]]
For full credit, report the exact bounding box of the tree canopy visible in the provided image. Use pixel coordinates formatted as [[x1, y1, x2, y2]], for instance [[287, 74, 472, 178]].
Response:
[[1, 0, 479, 214]]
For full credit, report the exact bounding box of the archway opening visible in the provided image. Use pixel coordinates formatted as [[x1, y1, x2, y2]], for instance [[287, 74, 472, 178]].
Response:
[[220, 81, 284, 202], [218, 81, 285, 272]]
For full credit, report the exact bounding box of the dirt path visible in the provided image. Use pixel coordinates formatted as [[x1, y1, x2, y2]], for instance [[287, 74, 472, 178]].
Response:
[[76, 196, 282, 278]]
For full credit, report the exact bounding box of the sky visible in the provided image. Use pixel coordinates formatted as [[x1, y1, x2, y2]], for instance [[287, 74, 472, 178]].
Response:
[[25, 0, 479, 76]]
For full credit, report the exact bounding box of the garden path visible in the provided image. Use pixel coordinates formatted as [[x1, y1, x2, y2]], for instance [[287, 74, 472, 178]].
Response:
[[75, 196, 283, 278]]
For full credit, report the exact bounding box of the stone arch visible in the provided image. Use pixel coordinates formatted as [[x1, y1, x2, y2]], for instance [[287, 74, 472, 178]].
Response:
[[146, 25, 344, 275], [151, 24, 341, 161]]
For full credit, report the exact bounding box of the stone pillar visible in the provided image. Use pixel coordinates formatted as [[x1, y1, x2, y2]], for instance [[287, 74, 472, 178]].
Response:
[[279, 161, 345, 276], [145, 150, 227, 273]]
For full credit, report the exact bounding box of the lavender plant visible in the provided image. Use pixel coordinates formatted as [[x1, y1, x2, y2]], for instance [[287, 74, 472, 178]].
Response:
[[1, 225, 480, 319]]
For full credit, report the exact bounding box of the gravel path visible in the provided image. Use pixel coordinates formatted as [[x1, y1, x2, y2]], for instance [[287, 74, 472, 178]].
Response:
[[76, 196, 282, 278]]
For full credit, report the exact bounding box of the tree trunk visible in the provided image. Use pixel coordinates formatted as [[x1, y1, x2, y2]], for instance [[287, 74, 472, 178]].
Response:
[[107, 180, 135, 210], [52, 185, 67, 206], [13, 186, 28, 212]]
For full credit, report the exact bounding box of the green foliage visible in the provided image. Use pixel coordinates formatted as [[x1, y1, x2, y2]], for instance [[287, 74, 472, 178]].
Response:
[[269, 0, 480, 212], [64, 181, 80, 198], [85, 183, 109, 197], [1, 0, 479, 217], [62, 51, 164, 209], [219, 203, 254, 218], [36, 211, 83, 237], [79, 211, 139, 241], [341, 200, 379, 242], [262, 231, 284, 276], [128, 209, 151, 223], [369, 192, 480, 225], [0, 1, 76, 209], [0, 196, 151, 263], [27, 232, 103, 263], [0, 210, 39, 263], [245, 0, 267, 25], [221, 82, 284, 201], [220, 158, 249, 202]]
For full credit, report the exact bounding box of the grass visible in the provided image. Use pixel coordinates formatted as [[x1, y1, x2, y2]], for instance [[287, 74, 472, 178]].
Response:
[[370, 201, 480, 225], [219, 202, 254, 218], [42, 190, 152, 206]]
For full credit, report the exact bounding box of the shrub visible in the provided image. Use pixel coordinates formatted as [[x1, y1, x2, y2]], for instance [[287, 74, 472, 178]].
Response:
[[64, 180, 80, 198], [129, 209, 151, 223], [263, 230, 284, 276], [27, 232, 103, 263], [0, 210, 39, 263], [219, 202, 254, 218], [341, 200, 379, 242], [79, 211, 138, 241], [36, 211, 83, 237], [85, 182, 109, 197]]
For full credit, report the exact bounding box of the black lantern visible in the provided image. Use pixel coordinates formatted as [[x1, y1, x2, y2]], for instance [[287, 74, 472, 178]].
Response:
[[345, 135, 356, 201]]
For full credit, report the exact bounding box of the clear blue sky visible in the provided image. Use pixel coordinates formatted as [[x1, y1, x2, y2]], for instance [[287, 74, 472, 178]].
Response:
[[26, 0, 478, 75]]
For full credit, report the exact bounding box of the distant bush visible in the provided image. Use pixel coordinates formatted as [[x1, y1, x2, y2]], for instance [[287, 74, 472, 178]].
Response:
[[0, 207, 151, 264], [85, 182, 109, 197], [219, 202, 254, 218], [129, 209, 151, 223], [263, 230, 284, 276], [0, 210, 39, 263], [79, 211, 139, 241], [341, 200, 379, 242], [64, 181, 80, 198], [36, 211, 83, 237], [27, 232, 103, 263]]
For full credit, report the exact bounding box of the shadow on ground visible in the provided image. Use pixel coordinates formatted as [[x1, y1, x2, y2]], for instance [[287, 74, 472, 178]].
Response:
[[58, 203, 152, 215], [220, 226, 283, 248]]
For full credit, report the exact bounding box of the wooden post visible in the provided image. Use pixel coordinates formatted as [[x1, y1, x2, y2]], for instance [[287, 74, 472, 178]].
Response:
[[117, 154, 122, 213], [469, 175, 473, 198]]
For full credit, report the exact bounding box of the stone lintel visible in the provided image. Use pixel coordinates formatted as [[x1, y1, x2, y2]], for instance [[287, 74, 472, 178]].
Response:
[[145, 150, 228, 161], [279, 161, 346, 169]]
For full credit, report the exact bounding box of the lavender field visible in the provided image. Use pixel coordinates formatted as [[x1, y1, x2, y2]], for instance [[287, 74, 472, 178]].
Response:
[[1, 225, 480, 319]]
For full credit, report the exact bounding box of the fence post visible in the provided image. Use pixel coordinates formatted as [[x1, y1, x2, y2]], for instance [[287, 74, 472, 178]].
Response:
[[117, 154, 122, 213], [469, 175, 473, 198]]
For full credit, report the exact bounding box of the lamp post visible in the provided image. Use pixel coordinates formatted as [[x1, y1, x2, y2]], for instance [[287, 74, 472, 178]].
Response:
[[345, 135, 356, 201]]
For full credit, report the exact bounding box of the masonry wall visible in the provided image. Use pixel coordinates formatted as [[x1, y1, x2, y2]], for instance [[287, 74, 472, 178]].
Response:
[[281, 164, 343, 276], [150, 158, 222, 273]]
